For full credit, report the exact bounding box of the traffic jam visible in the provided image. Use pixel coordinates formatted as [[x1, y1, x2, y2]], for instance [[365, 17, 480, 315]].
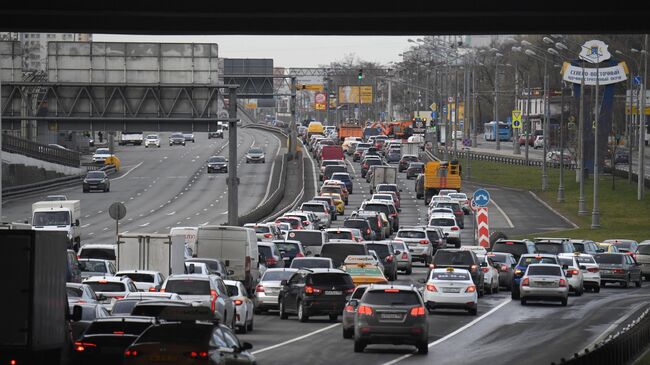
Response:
[[16, 120, 650, 365]]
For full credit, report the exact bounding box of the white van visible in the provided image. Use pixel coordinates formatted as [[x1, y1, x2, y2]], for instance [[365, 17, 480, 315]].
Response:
[[170, 226, 198, 256], [196, 226, 260, 293]]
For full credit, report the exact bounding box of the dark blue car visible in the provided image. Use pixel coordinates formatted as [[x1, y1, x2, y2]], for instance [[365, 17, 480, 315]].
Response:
[[331, 172, 353, 194], [510, 254, 559, 299]]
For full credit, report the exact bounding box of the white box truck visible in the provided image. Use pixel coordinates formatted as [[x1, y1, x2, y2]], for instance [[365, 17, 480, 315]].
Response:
[[401, 141, 422, 158], [170, 226, 198, 256], [117, 233, 185, 276], [196, 226, 260, 293], [370, 166, 398, 194], [31, 200, 81, 251]]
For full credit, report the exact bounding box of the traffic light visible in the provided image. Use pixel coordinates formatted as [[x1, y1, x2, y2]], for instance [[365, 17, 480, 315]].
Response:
[[358, 69, 363, 80]]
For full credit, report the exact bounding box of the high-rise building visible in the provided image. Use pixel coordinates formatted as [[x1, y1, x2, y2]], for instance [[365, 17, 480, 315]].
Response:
[[17, 33, 92, 71]]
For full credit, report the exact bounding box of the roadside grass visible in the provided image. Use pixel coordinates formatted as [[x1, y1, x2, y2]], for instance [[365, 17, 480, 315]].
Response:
[[465, 160, 650, 242]]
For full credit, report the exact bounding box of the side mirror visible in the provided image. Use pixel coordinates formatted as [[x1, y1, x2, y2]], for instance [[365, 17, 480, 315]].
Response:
[[400, 189, 403, 192], [75, 219, 80, 226], [348, 299, 360, 307], [241, 342, 253, 351], [71, 305, 83, 322], [280, 279, 288, 286], [394, 250, 401, 255], [227, 270, 234, 276]]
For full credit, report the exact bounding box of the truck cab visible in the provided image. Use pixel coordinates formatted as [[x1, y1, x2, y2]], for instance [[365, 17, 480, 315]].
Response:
[[423, 161, 462, 205], [31, 200, 81, 250]]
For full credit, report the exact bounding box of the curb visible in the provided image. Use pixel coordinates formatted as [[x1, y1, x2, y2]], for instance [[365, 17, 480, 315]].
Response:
[[527, 191, 580, 229]]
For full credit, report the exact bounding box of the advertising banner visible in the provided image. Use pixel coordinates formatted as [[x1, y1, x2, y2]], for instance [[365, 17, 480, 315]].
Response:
[[314, 92, 327, 110], [338, 85, 373, 104], [561, 61, 628, 85]]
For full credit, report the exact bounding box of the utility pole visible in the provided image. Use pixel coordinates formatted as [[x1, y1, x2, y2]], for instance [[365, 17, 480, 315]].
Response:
[[454, 67, 459, 157], [387, 78, 392, 122], [639, 34, 648, 200], [592, 54, 601, 228], [227, 87, 239, 226], [472, 65, 478, 148], [0, 76, 2, 223], [514, 60, 521, 154], [290, 77, 297, 157], [578, 59, 588, 215], [443, 66, 449, 160], [542, 57, 549, 191], [525, 74, 530, 164], [558, 83, 566, 202], [495, 59, 501, 151]]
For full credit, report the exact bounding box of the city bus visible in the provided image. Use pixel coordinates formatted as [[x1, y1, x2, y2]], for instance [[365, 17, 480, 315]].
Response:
[[483, 121, 512, 142]]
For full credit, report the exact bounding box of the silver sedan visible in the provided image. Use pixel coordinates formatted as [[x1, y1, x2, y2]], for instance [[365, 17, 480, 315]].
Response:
[[520, 264, 569, 306]]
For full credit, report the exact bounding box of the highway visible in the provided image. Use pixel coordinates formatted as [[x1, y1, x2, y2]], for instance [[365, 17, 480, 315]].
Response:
[[2, 127, 281, 243]]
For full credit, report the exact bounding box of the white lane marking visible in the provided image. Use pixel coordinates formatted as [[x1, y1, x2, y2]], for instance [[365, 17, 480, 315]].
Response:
[[381, 298, 512, 365], [177, 221, 181, 224], [139, 222, 150, 227], [102, 227, 108, 231], [527, 191, 580, 229], [303, 140, 319, 195], [203, 208, 208, 211], [491, 198, 514, 229], [88, 232, 94, 236], [186, 217, 191, 220], [255, 132, 280, 208], [85, 215, 90, 218], [81, 224, 90, 228], [167, 211, 176, 216], [122, 231, 128, 234], [112, 161, 144, 181], [97, 211, 103, 214], [221, 211, 229, 215], [201, 222, 209, 226], [251, 323, 341, 355]]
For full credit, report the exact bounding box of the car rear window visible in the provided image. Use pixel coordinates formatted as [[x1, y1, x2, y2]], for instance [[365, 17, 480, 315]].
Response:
[[518, 257, 558, 267], [86, 320, 153, 335], [487, 253, 509, 263], [187, 260, 221, 272], [366, 244, 390, 257], [572, 243, 587, 252], [79, 248, 115, 261], [527, 266, 562, 276], [377, 185, 397, 193], [327, 231, 354, 240], [344, 220, 369, 230], [611, 242, 634, 249], [87, 282, 125, 292], [637, 245, 650, 255], [594, 254, 624, 264], [81, 261, 107, 273], [117, 273, 155, 283], [397, 231, 426, 239], [574, 256, 596, 264], [287, 231, 324, 247], [111, 300, 139, 315], [426, 230, 441, 241], [431, 272, 470, 281], [165, 279, 210, 295], [492, 242, 530, 257], [262, 270, 296, 281], [66, 287, 83, 297], [558, 258, 574, 266], [290, 259, 331, 269], [226, 285, 240, 297], [136, 324, 212, 344], [433, 251, 473, 265], [250, 226, 270, 234], [362, 290, 421, 305], [320, 244, 368, 267], [275, 242, 299, 255], [259, 246, 273, 258], [535, 243, 563, 254], [309, 273, 353, 286], [331, 174, 351, 181], [351, 287, 368, 299], [303, 204, 325, 213], [429, 218, 455, 227]]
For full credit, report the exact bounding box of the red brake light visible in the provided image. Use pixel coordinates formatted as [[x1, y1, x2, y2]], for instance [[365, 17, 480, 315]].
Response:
[[568, 269, 579, 275], [587, 267, 599, 273], [386, 255, 394, 263], [419, 239, 429, 245], [74, 342, 97, 352], [481, 267, 489, 273], [409, 306, 426, 317], [295, 252, 304, 258], [234, 299, 243, 306], [613, 268, 625, 274], [114, 296, 124, 300], [367, 228, 371, 234], [124, 349, 139, 357], [426, 284, 438, 292], [159, 288, 166, 293], [402, 252, 408, 259], [465, 285, 477, 293], [500, 264, 508, 272], [345, 305, 356, 313], [522, 278, 530, 286], [148, 287, 157, 292], [470, 264, 478, 272], [451, 227, 459, 231], [304, 285, 321, 295], [264, 233, 273, 238], [358, 305, 373, 316], [186, 351, 209, 359], [384, 289, 400, 293], [113, 331, 125, 335], [505, 241, 514, 245], [266, 257, 278, 266], [559, 279, 567, 287], [256, 284, 265, 293], [345, 287, 355, 294], [210, 289, 218, 312]]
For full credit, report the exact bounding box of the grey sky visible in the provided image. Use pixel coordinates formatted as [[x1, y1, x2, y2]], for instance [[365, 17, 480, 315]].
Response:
[[94, 34, 419, 68]]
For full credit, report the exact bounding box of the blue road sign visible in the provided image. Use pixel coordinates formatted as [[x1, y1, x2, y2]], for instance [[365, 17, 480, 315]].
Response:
[[431, 111, 437, 119], [634, 75, 642, 85], [442, 105, 448, 114], [473, 189, 490, 207]]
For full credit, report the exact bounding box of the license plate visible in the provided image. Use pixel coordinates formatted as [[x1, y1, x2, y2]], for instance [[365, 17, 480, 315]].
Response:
[[101, 347, 122, 354], [535, 282, 554, 287], [601, 270, 611, 274], [325, 290, 342, 295], [442, 287, 461, 293], [380, 313, 403, 320], [149, 355, 177, 362]]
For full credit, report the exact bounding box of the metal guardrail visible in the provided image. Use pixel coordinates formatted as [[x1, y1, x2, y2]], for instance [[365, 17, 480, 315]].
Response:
[[551, 306, 650, 365], [428, 147, 577, 170], [238, 154, 288, 225], [2, 164, 116, 198], [2, 134, 80, 167]]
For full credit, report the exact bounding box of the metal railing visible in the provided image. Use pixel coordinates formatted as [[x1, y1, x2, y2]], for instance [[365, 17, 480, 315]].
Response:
[[428, 147, 576, 170], [551, 306, 650, 365], [2, 134, 80, 167], [2, 164, 116, 198]]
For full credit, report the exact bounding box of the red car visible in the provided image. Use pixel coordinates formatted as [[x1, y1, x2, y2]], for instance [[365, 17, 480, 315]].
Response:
[[518, 135, 535, 146]]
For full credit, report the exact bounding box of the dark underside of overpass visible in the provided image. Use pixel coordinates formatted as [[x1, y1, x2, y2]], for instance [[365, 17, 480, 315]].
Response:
[[2, 3, 650, 35]]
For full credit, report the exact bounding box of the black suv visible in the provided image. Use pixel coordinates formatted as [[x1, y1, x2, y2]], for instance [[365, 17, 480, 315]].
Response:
[[533, 237, 575, 255], [491, 239, 537, 261], [366, 242, 398, 281], [278, 269, 355, 322], [343, 218, 374, 240], [431, 249, 485, 297]]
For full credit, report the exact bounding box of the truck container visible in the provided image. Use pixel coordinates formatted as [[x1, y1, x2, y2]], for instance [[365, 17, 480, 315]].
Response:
[[338, 124, 364, 141], [117, 233, 185, 275], [401, 141, 422, 158], [423, 161, 462, 204], [31, 200, 81, 250], [369, 166, 398, 194], [118, 131, 143, 146], [196, 226, 260, 293], [321, 145, 344, 161], [0, 229, 69, 364]]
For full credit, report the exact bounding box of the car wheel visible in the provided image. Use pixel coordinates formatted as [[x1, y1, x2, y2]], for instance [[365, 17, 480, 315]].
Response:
[[82, 188, 88, 193], [254, 307, 262, 315], [247, 315, 254, 331], [417, 341, 429, 354], [342, 327, 353, 339], [468, 306, 478, 315], [520, 298, 527, 306], [297, 301, 309, 322], [594, 285, 600, 293], [636, 279, 642, 288], [511, 289, 520, 300], [406, 266, 412, 275], [493, 281, 499, 294], [561, 298, 568, 306], [279, 299, 288, 320], [239, 322, 247, 334], [353, 340, 366, 353], [622, 276, 630, 288], [329, 313, 338, 322]]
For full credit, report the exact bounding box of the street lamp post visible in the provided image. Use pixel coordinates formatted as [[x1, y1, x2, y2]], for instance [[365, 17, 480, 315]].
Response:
[[524, 48, 550, 191], [615, 49, 638, 184], [591, 51, 601, 229], [493, 51, 503, 151], [636, 37, 647, 200]]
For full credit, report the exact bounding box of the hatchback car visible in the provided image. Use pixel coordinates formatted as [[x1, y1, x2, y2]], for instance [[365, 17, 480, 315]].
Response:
[[431, 249, 485, 297], [571, 239, 600, 255], [511, 254, 559, 299], [487, 252, 517, 290], [144, 134, 160, 148], [557, 255, 585, 296], [520, 264, 569, 306], [225, 280, 254, 334], [82, 276, 139, 310], [366, 242, 398, 281], [342, 285, 369, 338], [353, 284, 429, 354], [635, 242, 650, 280], [254, 268, 298, 313], [390, 240, 413, 275], [395, 228, 431, 265], [258, 242, 286, 269], [603, 239, 639, 254], [79, 259, 116, 280], [559, 253, 601, 292], [492, 239, 537, 261], [533, 237, 575, 255], [83, 170, 110, 192], [398, 154, 420, 172], [406, 162, 425, 179]]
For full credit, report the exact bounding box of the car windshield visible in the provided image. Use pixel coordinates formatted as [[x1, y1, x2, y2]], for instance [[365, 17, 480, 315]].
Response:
[[527, 266, 561, 276], [373, 194, 392, 201], [111, 300, 139, 315], [262, 270, 296, 281], [258, 246, 273, 258], [331, 174, 350, 181], [434, 251, 473, 265], [309, 273, 353, 286], [187, 259, 222, 272], [449, 193, 467, 200], [362, 290, 421, 306], [165, 279, 210, 295], [637, 246, 650, 255], [86, 282, 125, 292], [397, 231, 425, 239], [249, 148, 263, 154], [226, 284, 240, 297], [594, 254, 624, 264], [611, 242, 634, 249], [290, 259, 331, 269], [86, 172, 105, 179], [33, 211, 70, 226], [287, 231, 323, 247], [431, 272, 470, 280], [275, 242, 299, 254], [362, 204, 389, 215], [80, 261, 107, 273], [79, 248, 115, 261], [66, 287, 83, 297], [426, 230, 440, 241], [171, 134, 183, 138], [117, 273, 155, 283], [343, 220, 368, 230], [95, 148, 109, 154], [136, 324, 212, 344], [487, 253, 509, 263], [429, 218, 455, 226], [558, 258, 574, 266], [209, 156, 226, 163], [493, 242, 529, 257], [147, 135, 158, 139], [391, 242, 406, 251], [377, 185, 397, 193], [518, 256, 558, 267], [327, 231, 354, 240], [302, 204, 325, 213], [535, 243, 563, 254]]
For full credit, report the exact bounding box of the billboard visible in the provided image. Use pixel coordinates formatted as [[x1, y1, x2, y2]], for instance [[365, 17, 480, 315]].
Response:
[[314, 92, 327, 110], [338, 85, 373, 104]]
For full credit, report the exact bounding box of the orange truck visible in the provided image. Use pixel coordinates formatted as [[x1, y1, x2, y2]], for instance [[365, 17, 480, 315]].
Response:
[[338, 123, 364, 141], [423, 160, 462, 204]]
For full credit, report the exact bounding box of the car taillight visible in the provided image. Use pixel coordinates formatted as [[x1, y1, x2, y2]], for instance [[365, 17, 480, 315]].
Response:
[[514, 269, 523, 276], [426, 284, 438, 292], [559, 279, 567, 287], [451, 227, 459, 231], [114, 296, 124, 300], [465, 285, 477, 293], [385, 255, 394, 263], [159, 288, 166, 292], [256, 284, 265, 293], [234, 299, 243, 306], [409, 306, 426, 317], [123, 349, 140, 357], [185, 351, 209, 359], [522, 278, 530, 286], [264, 233, 273, 238], [74, 342, 96, 352], [295, 252, 304, 258], [500, 264, 508, 272], [358, 305, 373, 316], [210, 289, 218, 312], [567, 269, 579, 275], [401, 252, 408, 259], [419, 239, 429, 245], [366, 228, 371, 234], [481, 267, 489, 273], [304, 285, 322, 295], [470, 264, 478, 272], [345, 305, 356, 313], [613, 268, 625, 274], [266, 257, 278, 266], [148, 287, 157, 292], [455, 211, 462, 215], [587, 267, 599, 273]]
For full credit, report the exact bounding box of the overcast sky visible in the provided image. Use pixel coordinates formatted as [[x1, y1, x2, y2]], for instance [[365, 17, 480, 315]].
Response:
[[94, 34, 418, 68]]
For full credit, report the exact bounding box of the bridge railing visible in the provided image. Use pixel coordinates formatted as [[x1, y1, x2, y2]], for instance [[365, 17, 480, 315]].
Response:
[[2, 134, 80, 167]]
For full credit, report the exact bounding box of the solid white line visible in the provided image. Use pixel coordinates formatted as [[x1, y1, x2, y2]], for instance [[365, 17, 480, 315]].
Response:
[[381, 298, 512, 365], [81, 224, 90, 228], [251, 323, 340, 355], [303, 141, 319, 195], [528, 191, 580, 229], [491, 198, 514, 229], [256, 131, 282, 209], [112, 161, 144, 181]]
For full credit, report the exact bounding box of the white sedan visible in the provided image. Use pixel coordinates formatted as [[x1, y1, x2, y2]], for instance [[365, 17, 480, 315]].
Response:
[[224, 280, 254, 334], [477, 254, 500, 294], [423, 267, 478, 315]]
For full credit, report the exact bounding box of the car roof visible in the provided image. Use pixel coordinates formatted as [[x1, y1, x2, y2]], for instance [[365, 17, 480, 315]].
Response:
[[116, 270, 160, 275], [167, 274, 211, 280], [301, 268, 346, 275], [84, 276, 129, 283], [367, 284, 417, 291], [293, 257, 331, 261], [80, 244, 116, 249], [431, 268, 471, 274], [520, 253, 557, 259]]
